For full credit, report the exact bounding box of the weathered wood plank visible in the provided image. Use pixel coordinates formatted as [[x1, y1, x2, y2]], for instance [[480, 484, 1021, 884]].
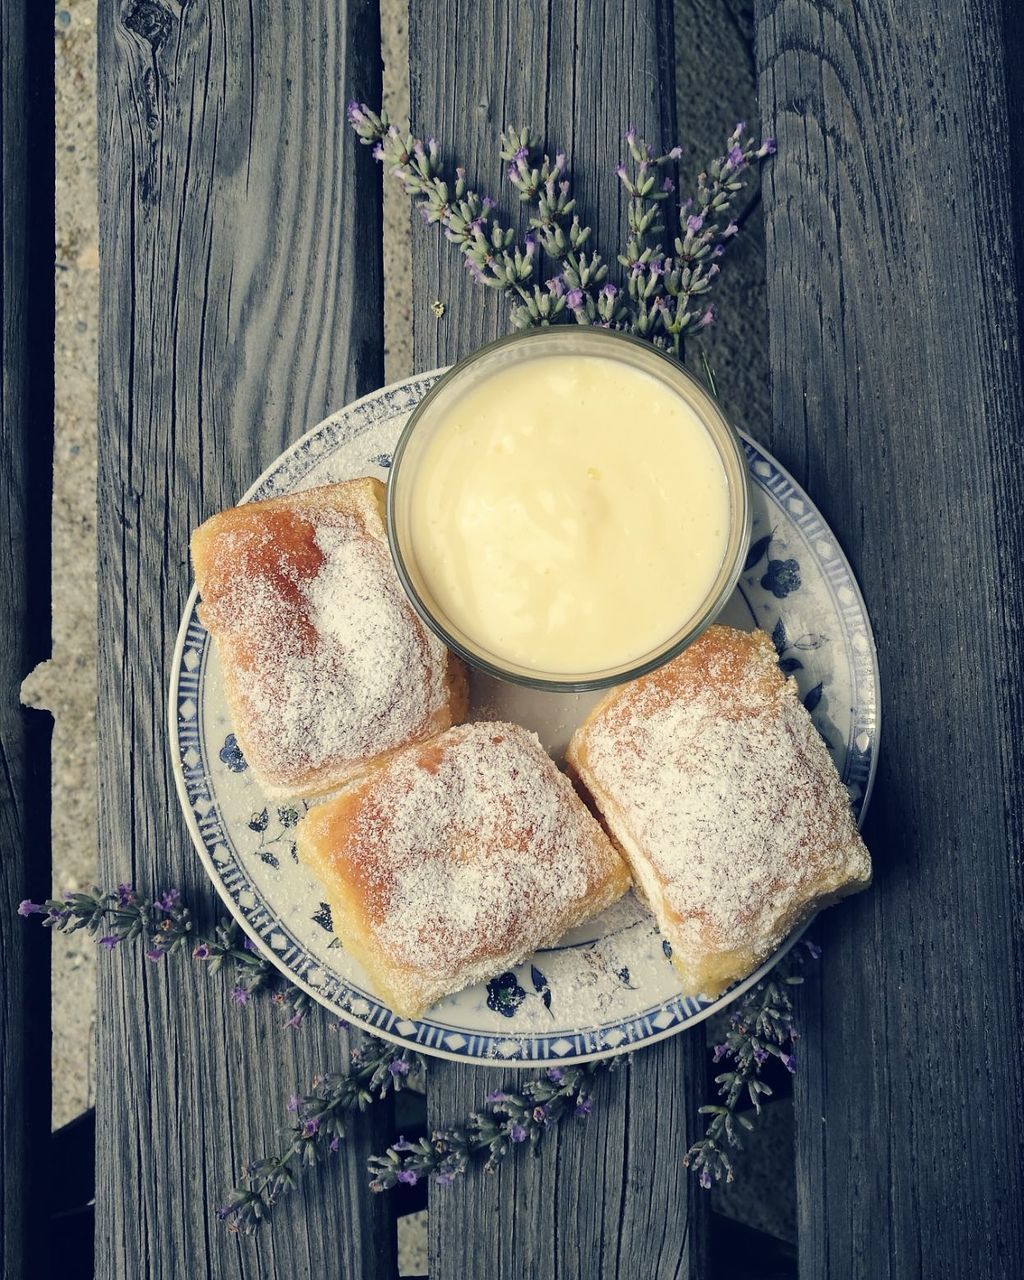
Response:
[[96, 3, 392, 1276], [406, 3, 709, 1275], [0, 1, 54, 1276], [754, 2, 1024, 1275]]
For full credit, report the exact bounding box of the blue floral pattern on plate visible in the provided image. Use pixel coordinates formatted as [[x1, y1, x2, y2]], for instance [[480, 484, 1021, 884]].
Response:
[[169, 371, 880, 1066]]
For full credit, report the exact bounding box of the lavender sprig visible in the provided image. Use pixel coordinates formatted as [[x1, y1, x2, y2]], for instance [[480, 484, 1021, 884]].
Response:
[[346, 103, 774, 355], [618, 122, 774, 356], [367, 1058, 623, 1191], [347, 103, 536, 306], [219, 1037, 423, 1233], [20, 885, 312, 1026], [684, 940, 818, 1188]]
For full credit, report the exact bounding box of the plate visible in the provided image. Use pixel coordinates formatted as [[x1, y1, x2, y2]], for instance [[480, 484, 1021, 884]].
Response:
[[169, 371, 879, 1065]]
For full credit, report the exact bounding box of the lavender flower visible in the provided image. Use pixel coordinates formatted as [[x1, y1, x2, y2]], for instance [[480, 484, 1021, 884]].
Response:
[[685, 947, 814, 1190], [221, 1037, 422, 1234], [231, 986, 250, 1006], [509, 1124, 528, 1143], [17, 900, 42, 917], [99, 935, 119, 950]]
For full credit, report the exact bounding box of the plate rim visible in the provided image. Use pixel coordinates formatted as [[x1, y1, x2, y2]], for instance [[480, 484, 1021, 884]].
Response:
[[168, 368, 881, 1065]]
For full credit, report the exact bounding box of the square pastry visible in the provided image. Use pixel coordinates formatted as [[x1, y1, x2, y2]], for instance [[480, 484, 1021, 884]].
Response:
[[296, 721, 631, 1018], [567, 625, 871, 999], [191, 477, 467, 798]]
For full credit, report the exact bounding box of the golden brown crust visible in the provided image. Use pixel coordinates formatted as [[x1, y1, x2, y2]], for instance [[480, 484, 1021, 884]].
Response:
[[191, 478, 468, 798], [567, 625, 871, 998], [296, 721, 631, 1018]]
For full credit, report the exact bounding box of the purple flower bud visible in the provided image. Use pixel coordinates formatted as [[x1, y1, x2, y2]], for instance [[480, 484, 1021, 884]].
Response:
[[566, 288, 584, 311], [397, 1169, 418, 1186], [698, 304, 716, 329], [156, 888, 180, 912], [391, 1136, 417, 1153], [388, 1059, 411, 1077], [435, 1170, 456, 1187], [145, 948, 163, 963], [485, 1090, 508, 1104], [662, 177, 675, 193], [712, 1043, 729, 1063], [804, 939, 822, 959], [507, 164, 519, 182], [482, 195, 496, 212], [575, 1097, 592, 1117], [17, 900, 42, 917], [287, 1094, 300, 1112], [727, 145, 745, 170], [427, 136, 438, 151], [243, 936, 258, 952], [192, 942, 211, 960], [668, 145, 683, 160], [456, 165, 466, 180], [99, 935, 119, 950], [712, 244, 725, 258], [413, 140, 426, 159], [301, 1118, 319, 1138], [346, 101, 365, 125], [630, 262, 644, 278], [329, 1136, 340, 1153], [116, 883, 135, 906], [680, 197, 693, 215], [523, 234, 536, 257], [686, 214, 704, 235], [757, 138, 777, 158], [509, 1124, 527, 1143], [722, 220, 739, 239], [230, 985, 250, 1006], [625, 125, 637, 145], [554, 151, 566, 170], [600, 283, 617, 301], [284, 1012, 303, 1030], [546, 1067, 565, 1083], [734, 121, 746, 137], [753, 1046, 769, 1066], [700, 1167, 712, 1189], [546, 276, 565, 298], [781, 1052, 797, 1073], [513, 145, 529, 163], [371, 143, 384, 161]]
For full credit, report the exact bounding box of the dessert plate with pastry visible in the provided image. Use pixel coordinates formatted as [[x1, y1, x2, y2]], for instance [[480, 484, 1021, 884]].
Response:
[[170, 329, 879, 1064]]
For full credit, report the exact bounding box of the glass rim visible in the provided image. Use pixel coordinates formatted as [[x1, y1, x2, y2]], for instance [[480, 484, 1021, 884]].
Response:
[[386, 327, 751, 692]]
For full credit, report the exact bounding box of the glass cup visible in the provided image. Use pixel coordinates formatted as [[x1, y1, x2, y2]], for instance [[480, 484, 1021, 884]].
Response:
[[387, 327, 751, 691]]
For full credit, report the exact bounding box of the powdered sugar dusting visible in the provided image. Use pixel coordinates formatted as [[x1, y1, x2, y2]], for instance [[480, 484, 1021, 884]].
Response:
[[580, 628, 869, 959], [196, 484, 451, 795], [321, 722, 629, 1011]]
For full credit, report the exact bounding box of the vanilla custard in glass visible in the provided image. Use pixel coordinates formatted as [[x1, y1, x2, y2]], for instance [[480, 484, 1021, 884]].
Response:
[[408, 354, 731, 675]]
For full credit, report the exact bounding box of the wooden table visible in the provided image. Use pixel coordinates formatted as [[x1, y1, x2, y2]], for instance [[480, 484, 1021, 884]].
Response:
[[3, 1, 1023, 1276]]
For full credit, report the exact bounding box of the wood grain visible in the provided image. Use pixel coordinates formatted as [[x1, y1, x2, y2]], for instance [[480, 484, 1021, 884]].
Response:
[[1, 2, 54, 1276], [754, 1, 1024, 1275], [96, 3, 393, 1276], [406, 3, 709, 1275]]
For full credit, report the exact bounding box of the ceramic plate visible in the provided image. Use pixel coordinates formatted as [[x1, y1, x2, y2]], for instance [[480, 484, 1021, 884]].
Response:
[[169, 371, 879, 1065]]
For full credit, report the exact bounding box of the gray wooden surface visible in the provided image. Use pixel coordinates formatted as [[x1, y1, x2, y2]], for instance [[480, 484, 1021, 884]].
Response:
[[755, 1, 1024, 1275], [407, 3, 709, 1276], [1, 2, 54, 1276], [95, 3, 394, 1276]]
